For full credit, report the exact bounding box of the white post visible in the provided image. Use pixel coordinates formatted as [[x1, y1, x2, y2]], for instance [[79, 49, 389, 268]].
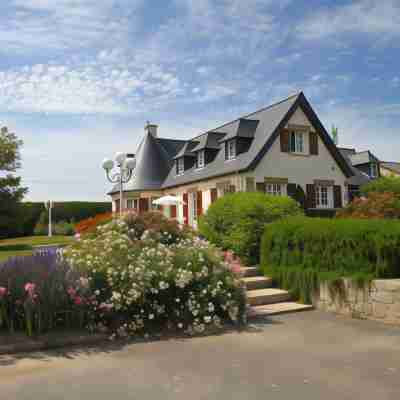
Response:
[[48, 203, 52, 237]]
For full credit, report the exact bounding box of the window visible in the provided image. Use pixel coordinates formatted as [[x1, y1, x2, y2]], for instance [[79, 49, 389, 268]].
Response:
[[289, 131, 304, 154], [189, 192, 197, 224], [177, 158, 184, 175], [370, 163, 378, 178], [226, 139, 236, 160], [126, 199, 133, 209], [266, 183, 286, 196], [134, 199, 138, 209], [197, 150, 205, 169], [315, 186, 333, 208]]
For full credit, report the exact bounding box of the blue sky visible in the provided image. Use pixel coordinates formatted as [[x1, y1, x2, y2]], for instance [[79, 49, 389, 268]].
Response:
[[0, 0, 399, 201]]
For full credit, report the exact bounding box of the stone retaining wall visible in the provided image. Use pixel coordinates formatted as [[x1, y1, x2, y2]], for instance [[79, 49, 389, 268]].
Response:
[[313, 279, 400, 325]]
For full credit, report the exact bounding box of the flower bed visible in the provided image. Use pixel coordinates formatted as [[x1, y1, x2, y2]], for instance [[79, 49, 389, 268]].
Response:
[[1, 212, 246, 339]]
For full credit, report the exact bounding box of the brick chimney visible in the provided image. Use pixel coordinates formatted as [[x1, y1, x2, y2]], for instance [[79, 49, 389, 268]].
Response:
[[145, 122, 158, 138]]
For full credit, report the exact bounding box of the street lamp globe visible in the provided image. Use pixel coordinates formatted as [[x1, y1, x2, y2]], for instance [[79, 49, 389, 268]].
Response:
[[115, 152, 126, 165], [125, 157, 136, 171], [102, 158, 114, 171]]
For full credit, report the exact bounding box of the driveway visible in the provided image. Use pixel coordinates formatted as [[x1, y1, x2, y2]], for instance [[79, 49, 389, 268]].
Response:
[[1, 310, 399, 399]]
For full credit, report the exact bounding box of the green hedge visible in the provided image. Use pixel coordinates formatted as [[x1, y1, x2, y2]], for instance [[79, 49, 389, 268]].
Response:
[[260, 216, 400, 302], [198, 192, 302, 265], [361, 176, 400, 196]]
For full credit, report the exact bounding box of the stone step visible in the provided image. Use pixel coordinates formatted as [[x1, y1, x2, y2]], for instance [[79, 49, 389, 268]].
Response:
[[243, 276, 273, 290], [248, 302, 314, 317], [247, 288, 291, 306], [241, 267, 261, 278]]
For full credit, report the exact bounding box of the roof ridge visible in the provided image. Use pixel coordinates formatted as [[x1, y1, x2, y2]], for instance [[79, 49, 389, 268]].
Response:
[[190, 91, 302, 140]]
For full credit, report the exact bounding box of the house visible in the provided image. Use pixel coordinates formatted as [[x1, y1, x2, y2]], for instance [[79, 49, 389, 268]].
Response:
[[338, 148, 381, 200], [108, 92, 355, 227], [380, 162, 400, 177]]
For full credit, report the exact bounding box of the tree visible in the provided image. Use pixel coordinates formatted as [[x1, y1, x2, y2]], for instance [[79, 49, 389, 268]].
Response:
[[0, 126, 28, 238], [331, 125, 339, 145]]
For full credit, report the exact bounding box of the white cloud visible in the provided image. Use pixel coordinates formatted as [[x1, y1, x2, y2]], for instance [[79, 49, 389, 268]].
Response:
[[297, 0, 400, 41]]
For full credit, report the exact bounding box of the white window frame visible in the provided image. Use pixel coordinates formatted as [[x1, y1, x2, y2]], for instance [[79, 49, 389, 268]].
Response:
[[197, 150, 205, 169], [315, 185, 333, 209], [126, 199, 133, 209], [177, 158, 184, 175], [226, 139, 236, 160], [266, 183, 287, 197], [370, 163, 378, 178], [189, 192, 197, 225], [289, 131, 305, 154], [133, 199, 139, 209]]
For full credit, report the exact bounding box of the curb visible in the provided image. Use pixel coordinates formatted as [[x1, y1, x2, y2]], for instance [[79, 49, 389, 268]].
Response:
[[0, 333, 108, 356]]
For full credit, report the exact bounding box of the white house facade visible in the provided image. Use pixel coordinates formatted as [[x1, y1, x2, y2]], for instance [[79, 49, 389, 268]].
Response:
[[108, 92, 357, 228]]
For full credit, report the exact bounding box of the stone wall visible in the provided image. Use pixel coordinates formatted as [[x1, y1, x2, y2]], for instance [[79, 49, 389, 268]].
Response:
[[313, 279, 400, 325]]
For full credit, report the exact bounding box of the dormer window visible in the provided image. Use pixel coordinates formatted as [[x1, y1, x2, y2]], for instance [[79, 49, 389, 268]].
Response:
[[225, 139, 236, 160], [197, 150, 205, 169], [176, 158, 184, 175]]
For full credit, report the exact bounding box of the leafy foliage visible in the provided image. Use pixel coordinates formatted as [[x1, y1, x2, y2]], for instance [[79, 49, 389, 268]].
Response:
[[361, 176, 400, 196], [261, 216, 400, 303], [34, 220, 75, 236], [198, 192, 302, 264], [337, 192, 400, 219], [0, 127, 28, 238], [74, 212, 114, 235]]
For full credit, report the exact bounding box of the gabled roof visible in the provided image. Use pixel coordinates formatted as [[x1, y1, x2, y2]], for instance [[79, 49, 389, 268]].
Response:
[[162, 92, 353, 188], [349, 150, 380, 166], [381, 162, 400, 174], [191, 132, 225, 152], [339, 148, 371, 187]]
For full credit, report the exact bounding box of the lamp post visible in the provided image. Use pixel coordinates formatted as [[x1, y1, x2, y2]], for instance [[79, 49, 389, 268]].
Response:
[[102, 152, 136, 217], [44, 200, 53, 237]]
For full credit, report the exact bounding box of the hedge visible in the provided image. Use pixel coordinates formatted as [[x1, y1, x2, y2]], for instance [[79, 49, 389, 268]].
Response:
[[198, 192, 302, 265], [260, 216, 400, 303], [361, 176, 400, 196]]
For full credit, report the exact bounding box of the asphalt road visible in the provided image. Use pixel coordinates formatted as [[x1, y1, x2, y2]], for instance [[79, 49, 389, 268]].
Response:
[[1, 310, 399, 400]]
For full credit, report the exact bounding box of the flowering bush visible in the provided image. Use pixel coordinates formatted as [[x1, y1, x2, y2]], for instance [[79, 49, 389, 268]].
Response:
[[74, 212, 114, 235], [0, 252, 93, 336], [64, 216, 246, 337]]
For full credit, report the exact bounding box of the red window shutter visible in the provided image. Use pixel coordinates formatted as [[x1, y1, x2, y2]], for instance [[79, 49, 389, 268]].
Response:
[[306, 184, 316, 209], [182, 193, 188, 225], [170, 205, 177, 218], [334, 185, 343, 208], [197, 191, 203, 216], [139, 198, 149, 213], [210, 188, 218, 203], [309, 132, 319, 155], [280, 129, 290, 152]]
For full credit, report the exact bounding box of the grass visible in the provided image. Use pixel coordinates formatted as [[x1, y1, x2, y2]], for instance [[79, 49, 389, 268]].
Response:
[[0, 236, 74, 262]]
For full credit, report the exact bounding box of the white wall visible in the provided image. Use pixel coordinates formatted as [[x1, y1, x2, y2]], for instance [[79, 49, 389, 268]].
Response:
[[254, 106, 348, 205]]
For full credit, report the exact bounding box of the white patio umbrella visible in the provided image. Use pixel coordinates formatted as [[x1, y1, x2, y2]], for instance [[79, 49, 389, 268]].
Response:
[[152, 195, 185, 206]]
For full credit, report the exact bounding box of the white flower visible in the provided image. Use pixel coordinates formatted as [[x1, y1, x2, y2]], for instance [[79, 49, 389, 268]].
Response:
[[149, 313, 155, 320], [204, 316, 212, 323], [178, 323, 183, 329], [94, 290, 100, 296]]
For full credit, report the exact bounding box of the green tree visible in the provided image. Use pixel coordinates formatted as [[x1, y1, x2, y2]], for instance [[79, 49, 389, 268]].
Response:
[[0, 126, 28, 238]]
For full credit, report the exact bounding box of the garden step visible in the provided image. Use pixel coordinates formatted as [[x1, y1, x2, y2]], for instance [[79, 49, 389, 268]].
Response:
[[243, 276, 273, 290], [241, 267, 261, 278], [247, 288, 291, 306], [248, 302, 314, 317]]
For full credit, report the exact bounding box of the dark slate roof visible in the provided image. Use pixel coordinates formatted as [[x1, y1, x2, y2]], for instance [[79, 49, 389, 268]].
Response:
[[218, 118, 259, 142], [381, 162, 400, 174], [108, 134, 184, 194], [339, 148, 371, 186], [173, 140, 199, 159], [162, 92, 353, 189], [191, 132, 226, 152]]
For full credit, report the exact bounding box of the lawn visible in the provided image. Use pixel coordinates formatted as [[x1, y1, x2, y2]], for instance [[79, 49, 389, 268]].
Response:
[[0, 236, 74, 262]]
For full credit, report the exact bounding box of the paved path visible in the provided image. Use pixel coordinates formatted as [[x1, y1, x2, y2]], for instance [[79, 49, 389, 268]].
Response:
[[1, 311, 400, 399]]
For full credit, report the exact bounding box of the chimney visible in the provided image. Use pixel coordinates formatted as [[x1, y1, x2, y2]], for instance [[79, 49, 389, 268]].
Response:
[[145, 122, 158, 138]]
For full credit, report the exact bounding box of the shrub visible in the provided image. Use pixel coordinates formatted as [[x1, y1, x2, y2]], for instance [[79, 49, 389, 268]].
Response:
[[64, 216, 246, 337], [74, 212, 113, 235], [34, 220, 75, 236], [361, 176, 400, 196], [337, 192, 400, 219], [260, 216, 400, 303], [198, 192, 302, 265]]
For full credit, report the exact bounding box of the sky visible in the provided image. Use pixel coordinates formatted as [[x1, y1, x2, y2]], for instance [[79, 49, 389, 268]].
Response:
[[0, 0, 399, 202]]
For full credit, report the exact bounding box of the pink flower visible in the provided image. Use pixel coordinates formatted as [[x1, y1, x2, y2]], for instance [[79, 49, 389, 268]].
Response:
[[74, 296, 83, 306], [0, 287, 7, 298], [224, 250, 235, 263], [75, 233, 81, 240], [67, 287, 77, 298], [24, 282, 36, 295]]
